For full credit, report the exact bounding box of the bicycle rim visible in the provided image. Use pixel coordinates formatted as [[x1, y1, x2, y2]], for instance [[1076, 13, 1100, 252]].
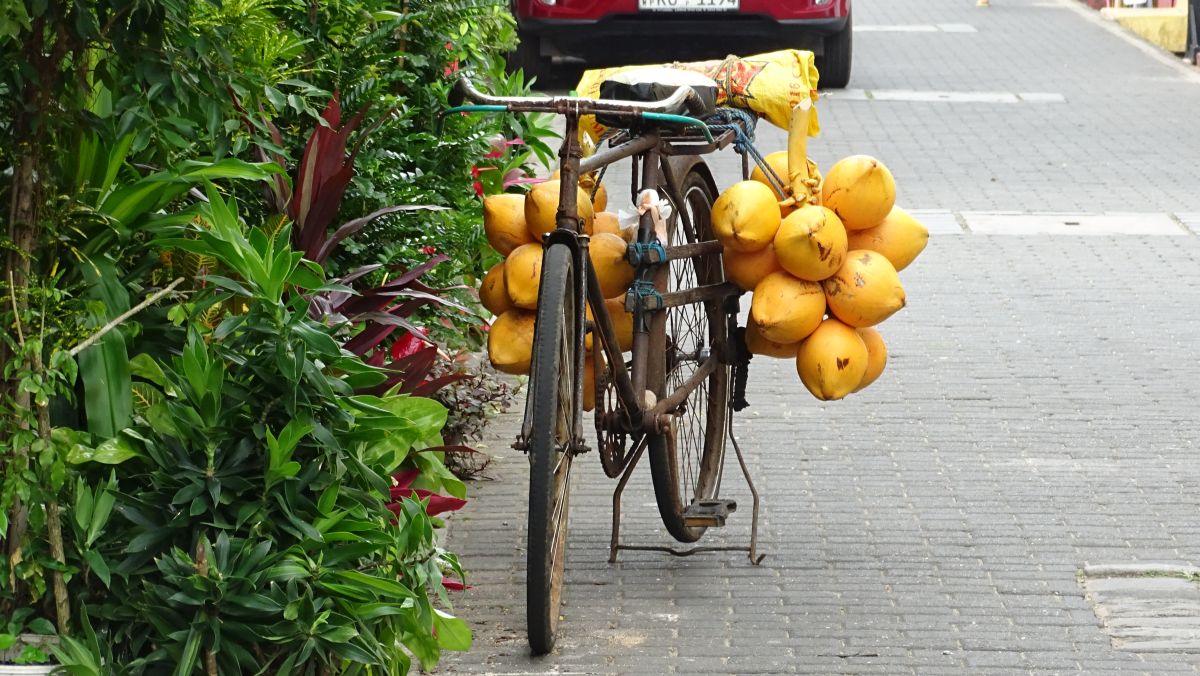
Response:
[[649, 167, 731, 543], [526, 243, 577, 655]]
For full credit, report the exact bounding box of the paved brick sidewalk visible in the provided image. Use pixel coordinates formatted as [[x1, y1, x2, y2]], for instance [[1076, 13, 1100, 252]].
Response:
[[440, 0, 1200, 673], [443, 234, 1200, 674]]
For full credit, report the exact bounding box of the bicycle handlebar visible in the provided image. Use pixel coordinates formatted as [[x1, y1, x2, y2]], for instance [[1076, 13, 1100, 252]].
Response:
[[454, 76, 708, 119]]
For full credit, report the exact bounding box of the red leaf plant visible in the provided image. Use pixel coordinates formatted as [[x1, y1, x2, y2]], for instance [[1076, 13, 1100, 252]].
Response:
[[388, 468, 467, 518]]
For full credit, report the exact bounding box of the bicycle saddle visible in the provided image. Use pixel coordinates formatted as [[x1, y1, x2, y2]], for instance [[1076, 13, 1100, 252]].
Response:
[[597, 68, 718, 127]]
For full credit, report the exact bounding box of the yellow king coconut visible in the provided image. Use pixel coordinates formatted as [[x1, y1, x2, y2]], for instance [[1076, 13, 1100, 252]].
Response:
[[488, 309, 537, 375], [592, 182, 608, 212], [711, 180, 781, 253], [582, 352, 606, 412], [504, 242, 543, 310], [855, 327, 888, 392], [483, 193, 534, 255], [774, 205, 848, 282], [723, 243, 784, 292], [821, 155, 897, 231], [796, 318, 869, 401], [589, 232, 635, 299], [822, 250, 906, 328], [745, 318, 799, 359], [846, 205, 929, 272], [479, 262, 512, 316], [750, 271, 826, 344], [749, 150, 791, 196], [592, 211, 621, 237], [526, 179, 595, 239], [586, 297, 633, 352]]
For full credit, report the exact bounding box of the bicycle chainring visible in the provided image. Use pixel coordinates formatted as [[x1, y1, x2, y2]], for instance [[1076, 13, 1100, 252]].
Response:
[[595, 356, 636, 479]]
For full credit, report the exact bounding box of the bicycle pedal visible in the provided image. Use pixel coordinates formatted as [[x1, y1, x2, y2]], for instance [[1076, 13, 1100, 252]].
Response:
[[682, 499, 737, 527]]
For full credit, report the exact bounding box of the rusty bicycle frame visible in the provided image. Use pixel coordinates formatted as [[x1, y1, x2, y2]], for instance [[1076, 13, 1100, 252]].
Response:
[[452, 77, 762, 563]]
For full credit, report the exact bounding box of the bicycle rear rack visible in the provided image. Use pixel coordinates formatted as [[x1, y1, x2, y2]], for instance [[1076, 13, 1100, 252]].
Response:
[[607, 413, 764, 565]]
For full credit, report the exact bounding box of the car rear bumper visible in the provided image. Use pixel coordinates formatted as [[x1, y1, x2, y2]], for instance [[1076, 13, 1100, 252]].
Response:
[[518, 14, 850, 63]]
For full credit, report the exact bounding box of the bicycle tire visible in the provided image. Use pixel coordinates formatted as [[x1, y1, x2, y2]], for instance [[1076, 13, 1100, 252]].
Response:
[[648, 166, 731, 543], [526, 243, 578, 655]]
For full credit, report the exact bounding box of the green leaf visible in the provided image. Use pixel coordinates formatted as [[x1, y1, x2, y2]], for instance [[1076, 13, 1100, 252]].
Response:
[[331, 571, 414, 600], [433, 610, 472, 651], [78, 263, 133, 439], [69, 433, 142, 464], [317, 484, 339, 514], [176, 158, 282, 181], [83, 550, 111, 587], [328, 639, 378, 664], [201, 274, 253, 297], [100, 133, 136, 196], [72, 475, 95, 531], [99, 177, 187, 225], [129, 353, 168, 386], [319, 625, 357, 643], [290, 260, 326, 290], [266, 561, 308, 582], [87, 473, 117, 547], [264, 85, 286, 110], [173, 627, 202, 676], [125, 529, 170, 553]]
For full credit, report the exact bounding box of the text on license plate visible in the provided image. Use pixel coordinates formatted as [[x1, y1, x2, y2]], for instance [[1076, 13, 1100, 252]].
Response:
[[638, 0, 740, 11]]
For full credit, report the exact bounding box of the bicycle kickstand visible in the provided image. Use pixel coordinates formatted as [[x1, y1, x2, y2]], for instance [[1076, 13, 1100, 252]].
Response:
[[607, 415, 765, 565]]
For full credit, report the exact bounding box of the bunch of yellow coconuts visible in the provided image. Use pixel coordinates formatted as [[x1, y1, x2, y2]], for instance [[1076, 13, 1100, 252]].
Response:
[[479, 101, 928, 404], [480, 171, 636, 412], [721, 149, 929, 401]]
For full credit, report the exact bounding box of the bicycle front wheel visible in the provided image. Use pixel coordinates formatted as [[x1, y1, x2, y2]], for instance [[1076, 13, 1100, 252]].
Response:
[[526, 242, 579, 655], [648, 166, 731, 543]]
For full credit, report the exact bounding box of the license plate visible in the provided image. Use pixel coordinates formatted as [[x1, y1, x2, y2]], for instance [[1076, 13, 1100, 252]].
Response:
[[638, 0, 739, 11]]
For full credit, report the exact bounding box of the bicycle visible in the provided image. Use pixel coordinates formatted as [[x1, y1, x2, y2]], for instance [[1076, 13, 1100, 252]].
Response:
[[449, 76, 769, 655]]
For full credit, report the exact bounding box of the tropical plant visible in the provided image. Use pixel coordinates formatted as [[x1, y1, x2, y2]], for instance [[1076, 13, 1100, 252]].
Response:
[[66, 188, 470, 673]]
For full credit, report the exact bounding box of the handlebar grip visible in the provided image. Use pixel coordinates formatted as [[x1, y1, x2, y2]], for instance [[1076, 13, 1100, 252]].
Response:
[[681, 88, 708, 117]]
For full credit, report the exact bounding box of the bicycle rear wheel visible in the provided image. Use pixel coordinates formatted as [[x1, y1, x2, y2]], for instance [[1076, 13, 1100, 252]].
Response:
[[648, 166, 731, 543], [526, 243, 579, 655]]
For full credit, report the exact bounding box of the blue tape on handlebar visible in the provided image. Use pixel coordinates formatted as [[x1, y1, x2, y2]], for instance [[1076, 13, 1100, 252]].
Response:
[[446, 105, 508, 115]]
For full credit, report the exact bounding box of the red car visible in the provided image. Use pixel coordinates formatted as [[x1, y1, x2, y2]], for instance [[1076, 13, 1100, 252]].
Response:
[[508, 0, 853, 88]]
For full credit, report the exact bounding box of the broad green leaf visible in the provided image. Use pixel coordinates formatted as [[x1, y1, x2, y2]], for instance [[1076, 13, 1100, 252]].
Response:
[[27, 617, 55, 635], [290, 260, 325, 290], [99, 177, 186, 225], [77, 329, 132, 439], [433, 610, 472, 651], [128, 353, 167, 386], [402, 630, 441, 672], [68, 433, 142, 464], [78, 259, 132, 438]]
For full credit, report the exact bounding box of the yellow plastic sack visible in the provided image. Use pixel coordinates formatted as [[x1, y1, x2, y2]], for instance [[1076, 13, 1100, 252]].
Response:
[[576, 49, 820, 143]]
